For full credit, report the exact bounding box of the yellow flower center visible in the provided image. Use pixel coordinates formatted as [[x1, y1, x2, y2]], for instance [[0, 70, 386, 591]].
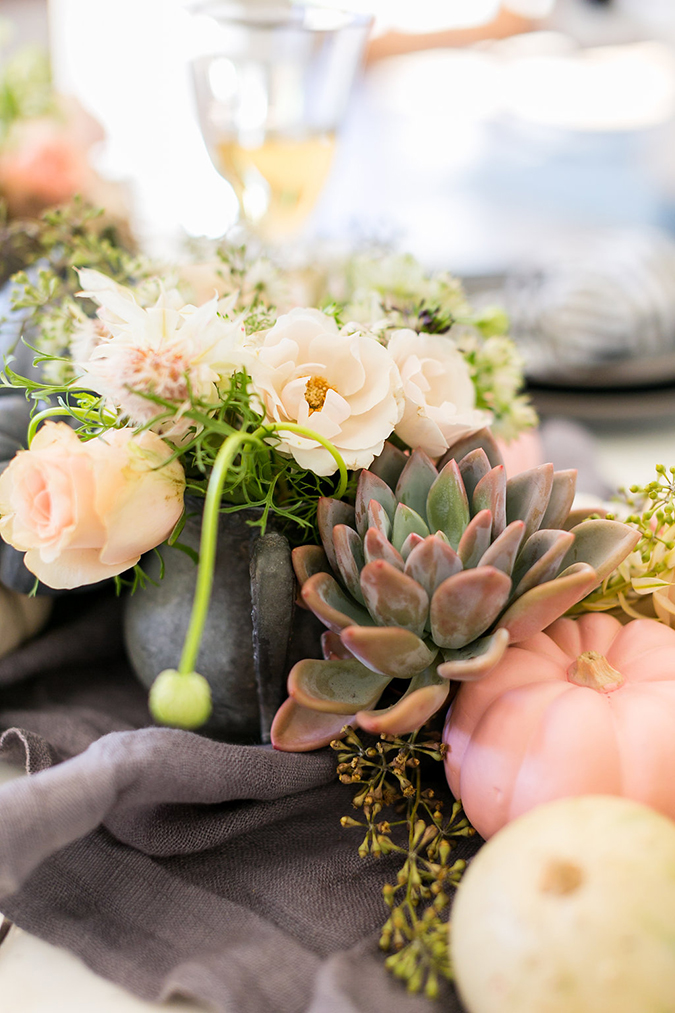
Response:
[[304, 375, 335, 413]]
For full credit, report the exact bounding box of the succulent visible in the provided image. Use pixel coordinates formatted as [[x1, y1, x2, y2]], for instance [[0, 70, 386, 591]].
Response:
[[271, 430, 639, 752]]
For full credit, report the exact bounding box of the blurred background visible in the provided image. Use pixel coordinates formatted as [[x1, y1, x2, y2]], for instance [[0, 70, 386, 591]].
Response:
[[6, 0, 675, 427]]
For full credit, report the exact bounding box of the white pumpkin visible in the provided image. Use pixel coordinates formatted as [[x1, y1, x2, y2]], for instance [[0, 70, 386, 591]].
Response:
[[451, 795, 675, 1013]]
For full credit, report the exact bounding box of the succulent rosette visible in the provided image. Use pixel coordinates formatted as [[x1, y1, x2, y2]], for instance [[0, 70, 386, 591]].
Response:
[[271, 429, 639, 752]]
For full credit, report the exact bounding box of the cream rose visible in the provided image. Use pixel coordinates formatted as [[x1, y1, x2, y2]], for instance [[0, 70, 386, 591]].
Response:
[[249, 308, 404, 476], [388, 329, 493, 458], [0, 423, 185, 589]]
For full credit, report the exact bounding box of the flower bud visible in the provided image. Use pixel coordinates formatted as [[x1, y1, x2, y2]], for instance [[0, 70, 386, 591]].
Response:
[[149, 669, 212, 729]]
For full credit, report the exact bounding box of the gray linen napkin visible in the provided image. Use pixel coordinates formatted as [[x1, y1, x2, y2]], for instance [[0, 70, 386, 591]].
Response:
[[0, 595, 479, 1013]]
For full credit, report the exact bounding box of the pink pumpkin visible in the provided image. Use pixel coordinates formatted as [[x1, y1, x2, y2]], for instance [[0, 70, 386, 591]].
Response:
[[444, 613, 675, 839]]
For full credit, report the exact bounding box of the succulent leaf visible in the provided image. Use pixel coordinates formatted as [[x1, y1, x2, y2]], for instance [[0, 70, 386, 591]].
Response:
[[318, 498, 355, 572], [510, 528, 575, 600], [271, 697, 350, 752], [458, 509, 494, 569], [391, 502, 430, 554], [321, 630, 354, 660], [477, 519, 525, 576], [369, 440, 408, 491], [404, 534, 463, 598], [558, 518, 641, 583], [340, 625, 437, 678], [438, 427, 504, 471], [292, 544, 331, 587], [426, 458, 470, 550], [472, 464, 507, 538], [394, 448, 438, 522], [540, 469, 577, 530], [458, 448, 491, 503], [355, 470, 397, 537], [506, 463, 554, 542], [333, 524, 366, 605], [497, 562, 599, 643], [302, 572, 375, 632], [364, 527, 405, 571], [360, 559, 429, 636], [366, 498, 392, 540], [437, 628, 510, 681], [430, 566, 512, 649], [354, 664, 451, 736], [400, 531, 426, 561], [288, 657, 390, 713]]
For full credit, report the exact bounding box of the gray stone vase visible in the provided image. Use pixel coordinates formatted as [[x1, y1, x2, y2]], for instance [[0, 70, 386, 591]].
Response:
[[123, 501, 324, 744]]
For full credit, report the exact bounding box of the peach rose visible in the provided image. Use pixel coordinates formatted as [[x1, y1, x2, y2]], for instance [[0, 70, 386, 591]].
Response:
[[0, 423, 185, 589]]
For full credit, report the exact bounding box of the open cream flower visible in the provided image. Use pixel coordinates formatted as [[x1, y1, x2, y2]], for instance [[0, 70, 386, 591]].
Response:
[[249, 308, 403, 476], [74, 269, 250, 442], [388, 329, 492, 458], [0, 423, 185, 589]]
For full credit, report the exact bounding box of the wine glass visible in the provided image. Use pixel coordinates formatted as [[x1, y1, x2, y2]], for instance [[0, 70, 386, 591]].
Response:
[[189, 2, 372, 242]]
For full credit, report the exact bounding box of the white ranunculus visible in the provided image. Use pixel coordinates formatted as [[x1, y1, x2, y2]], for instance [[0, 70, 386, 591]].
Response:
[[249, 308, 404, 476], [388, 329, 492, 458]]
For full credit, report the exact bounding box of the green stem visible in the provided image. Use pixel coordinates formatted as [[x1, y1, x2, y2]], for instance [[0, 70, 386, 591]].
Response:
[[178, 421, 348, 676], [27, 406, 116, 445]]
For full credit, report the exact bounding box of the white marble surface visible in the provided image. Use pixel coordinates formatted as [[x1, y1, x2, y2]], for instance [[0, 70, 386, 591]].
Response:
[[0, 424, 674, 1010]]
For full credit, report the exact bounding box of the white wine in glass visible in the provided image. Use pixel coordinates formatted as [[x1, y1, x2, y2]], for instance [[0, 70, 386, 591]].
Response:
[[190, 3, 372, 242]]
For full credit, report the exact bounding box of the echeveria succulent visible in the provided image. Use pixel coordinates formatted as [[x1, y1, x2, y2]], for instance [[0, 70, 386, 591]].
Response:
[[271, 430, 639, 752]]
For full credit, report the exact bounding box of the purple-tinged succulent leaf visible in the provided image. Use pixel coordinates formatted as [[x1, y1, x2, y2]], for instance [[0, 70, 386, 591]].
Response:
[[292, 545, 331, 588], [477, 519, 525, 576], [458, 509, 493, 570], [540, 469, 577, 530], [562, 505, 608, 531], [333, 524, 366, 605], [366, 499, 391, 541], [340, 624, 437, 678], [271, 697, 351, 752], [364, 527, 405, 571], [322, 630, 354, 660], [472, 465, 507, 539], [430, 566, 512, 649], [437, 628, 510, 681], [370, 440, 408, 491], [404, 534, 463, 598], [458, 448, 491, 504], [510, 528, 575, 600], [497, 562, 599, 643], [288, 657, 390, 713], [395, 448, 438, 523], [426, 458, 470, 551], [391, 502, 430, 554], [439, 427, 504, 471], [400, 531, 426, 561], [318, 498, 355, 573], [558, 518, 640, 583], [360, 559, 429, 637], [355, 664, 450, 736], [505, 463, 554, 543], [355, 471, 397, 537], [302, 572, 375, 633]]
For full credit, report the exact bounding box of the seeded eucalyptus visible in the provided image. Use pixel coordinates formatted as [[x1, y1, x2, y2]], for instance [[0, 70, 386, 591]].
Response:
[[334, 726, 475, 998]]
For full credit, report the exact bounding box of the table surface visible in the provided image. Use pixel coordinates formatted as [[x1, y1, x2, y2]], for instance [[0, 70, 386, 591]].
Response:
[[1, 422, 673, 1011]]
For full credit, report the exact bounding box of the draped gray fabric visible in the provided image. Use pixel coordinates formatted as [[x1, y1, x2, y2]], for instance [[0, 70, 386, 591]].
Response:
[[0, 595, 478, 1012]]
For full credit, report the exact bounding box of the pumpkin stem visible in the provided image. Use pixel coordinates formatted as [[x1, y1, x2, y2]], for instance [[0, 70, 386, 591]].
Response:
[[567, 651, 624, 693]]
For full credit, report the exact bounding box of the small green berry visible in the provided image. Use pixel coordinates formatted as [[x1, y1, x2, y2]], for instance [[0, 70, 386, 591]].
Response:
[[149, 669, 212, 729]]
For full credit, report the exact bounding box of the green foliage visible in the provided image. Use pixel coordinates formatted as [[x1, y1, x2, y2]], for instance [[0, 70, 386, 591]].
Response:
[[334, 726, 475, 999]]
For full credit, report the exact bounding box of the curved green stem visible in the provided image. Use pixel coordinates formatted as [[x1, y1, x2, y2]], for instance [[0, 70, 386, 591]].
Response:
[[27, 406, 117, 445], [251, 421, 349, 499], [177, 421, 347, 676], [178, 431, 262, 674]]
